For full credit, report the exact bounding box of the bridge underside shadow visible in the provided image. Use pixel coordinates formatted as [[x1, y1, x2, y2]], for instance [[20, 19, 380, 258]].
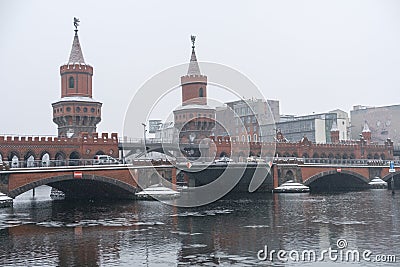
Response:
[[383, 173, 400, 190], [185, 165, 273, 192], [305, 173, 370, 192], [9, 175, 137, 199]]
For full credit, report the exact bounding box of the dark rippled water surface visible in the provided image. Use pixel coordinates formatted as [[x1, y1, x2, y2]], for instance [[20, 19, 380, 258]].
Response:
[[0, 186, 399, 266]]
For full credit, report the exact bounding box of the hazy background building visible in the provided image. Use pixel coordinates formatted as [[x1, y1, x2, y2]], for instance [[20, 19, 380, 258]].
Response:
[[273, 110, 349, 144], [215, 99, 280, 142], [350, 104, 400, 145]]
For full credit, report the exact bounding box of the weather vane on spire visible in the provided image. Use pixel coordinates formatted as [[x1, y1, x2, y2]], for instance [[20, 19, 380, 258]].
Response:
[[74, 17, 80, 31], [191, 35, 196, 48]]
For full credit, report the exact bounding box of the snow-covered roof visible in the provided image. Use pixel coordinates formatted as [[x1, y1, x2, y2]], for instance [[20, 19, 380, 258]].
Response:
[[362, 122, 371, 132], [68, 32, 86, 65], [174, 104, 215, 111], [53, 96, 101, 103], [187, 47, 201, 75]]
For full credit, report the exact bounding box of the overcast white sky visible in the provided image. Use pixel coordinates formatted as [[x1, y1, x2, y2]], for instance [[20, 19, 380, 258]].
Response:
[[1, 0, 400, 137]]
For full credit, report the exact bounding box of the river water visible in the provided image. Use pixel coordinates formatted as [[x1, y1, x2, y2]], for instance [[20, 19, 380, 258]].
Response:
[[0, 186, 399, 266]]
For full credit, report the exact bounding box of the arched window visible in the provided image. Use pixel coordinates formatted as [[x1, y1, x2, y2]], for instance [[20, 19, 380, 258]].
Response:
[[199, 87, 204, 97], [69, 77, 74, 88]]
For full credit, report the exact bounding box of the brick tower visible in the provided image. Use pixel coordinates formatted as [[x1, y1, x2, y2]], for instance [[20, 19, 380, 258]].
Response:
[[52, 18, 102, 138], [173, 36, 215, 158], [330, 121, 340, 144], [361, 121, 372, 144]]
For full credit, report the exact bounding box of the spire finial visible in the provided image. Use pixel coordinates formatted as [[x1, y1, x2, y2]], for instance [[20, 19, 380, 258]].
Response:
[[74, 17, 80, 34], [191, 35, 196, 49]]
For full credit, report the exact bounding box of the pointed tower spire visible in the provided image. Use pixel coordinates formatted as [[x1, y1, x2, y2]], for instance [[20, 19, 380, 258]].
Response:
[[187, 35, 201, 75], [362, 121, 371, 132], [68, 17, 85, 64]]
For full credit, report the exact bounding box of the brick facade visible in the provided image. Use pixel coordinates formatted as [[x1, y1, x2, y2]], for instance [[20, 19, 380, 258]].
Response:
[[210, 134, 394, 161], [0, 133, 119, 162]]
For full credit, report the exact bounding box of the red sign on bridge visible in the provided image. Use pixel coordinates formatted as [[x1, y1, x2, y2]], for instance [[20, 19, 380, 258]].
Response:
[[74, 171, 83, 179]]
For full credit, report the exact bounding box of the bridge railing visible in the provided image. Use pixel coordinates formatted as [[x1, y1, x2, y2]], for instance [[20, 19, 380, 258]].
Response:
[[0, 157, 171, 170], [118, 137, 163, 144], [276, 157, 399, 166], [1, 159, 100, 169], [2, 156, 399, 170]]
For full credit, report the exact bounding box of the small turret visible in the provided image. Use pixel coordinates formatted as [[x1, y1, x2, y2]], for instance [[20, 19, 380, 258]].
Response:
[[361, 121, 371, 144], [330, 121, 340, 144], [52, 18, 102, 138]]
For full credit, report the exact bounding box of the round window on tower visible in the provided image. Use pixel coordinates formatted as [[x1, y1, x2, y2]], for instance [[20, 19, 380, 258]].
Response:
[[76, 107, 81, 112], [91, 108, 95, 113], [83, 107, 88, 113], [66, 107, 71, 112]]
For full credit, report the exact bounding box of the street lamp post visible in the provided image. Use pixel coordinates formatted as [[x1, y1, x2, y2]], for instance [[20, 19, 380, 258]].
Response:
[[142, 123, 147, 158]]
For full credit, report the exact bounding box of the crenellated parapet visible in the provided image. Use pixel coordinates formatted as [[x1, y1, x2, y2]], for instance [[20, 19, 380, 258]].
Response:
[[0, 133, 118, 161], [60, 63, 93, 74], [180, 75, 207, 85], [210, 134, 394, 160]]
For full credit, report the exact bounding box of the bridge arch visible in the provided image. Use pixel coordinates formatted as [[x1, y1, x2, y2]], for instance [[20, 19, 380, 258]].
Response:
[[55, 151, 66, 160], [219, 151, 228, 158], [382, 172, 400, 189], [55, 151, 66, 166], [69, 151, 81, 159], [135, 146, 176, 159], [382, 172, 400, 182], [8, 151, 21, 161], [39, 151, 51, 160], [304, 170, 370, 191], [8, 174, 137, 199], [285, 170, 294, 181], [24, 150, 36, 161]]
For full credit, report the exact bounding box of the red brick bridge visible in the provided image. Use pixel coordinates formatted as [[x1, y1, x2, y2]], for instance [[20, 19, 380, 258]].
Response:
[[1, 160, 398, 199], [273, 160, 399, 191], [0, 163, 176, 199]]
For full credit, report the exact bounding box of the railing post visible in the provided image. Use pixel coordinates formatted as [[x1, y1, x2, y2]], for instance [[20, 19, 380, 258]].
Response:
[[172, 167, 177, 191]]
